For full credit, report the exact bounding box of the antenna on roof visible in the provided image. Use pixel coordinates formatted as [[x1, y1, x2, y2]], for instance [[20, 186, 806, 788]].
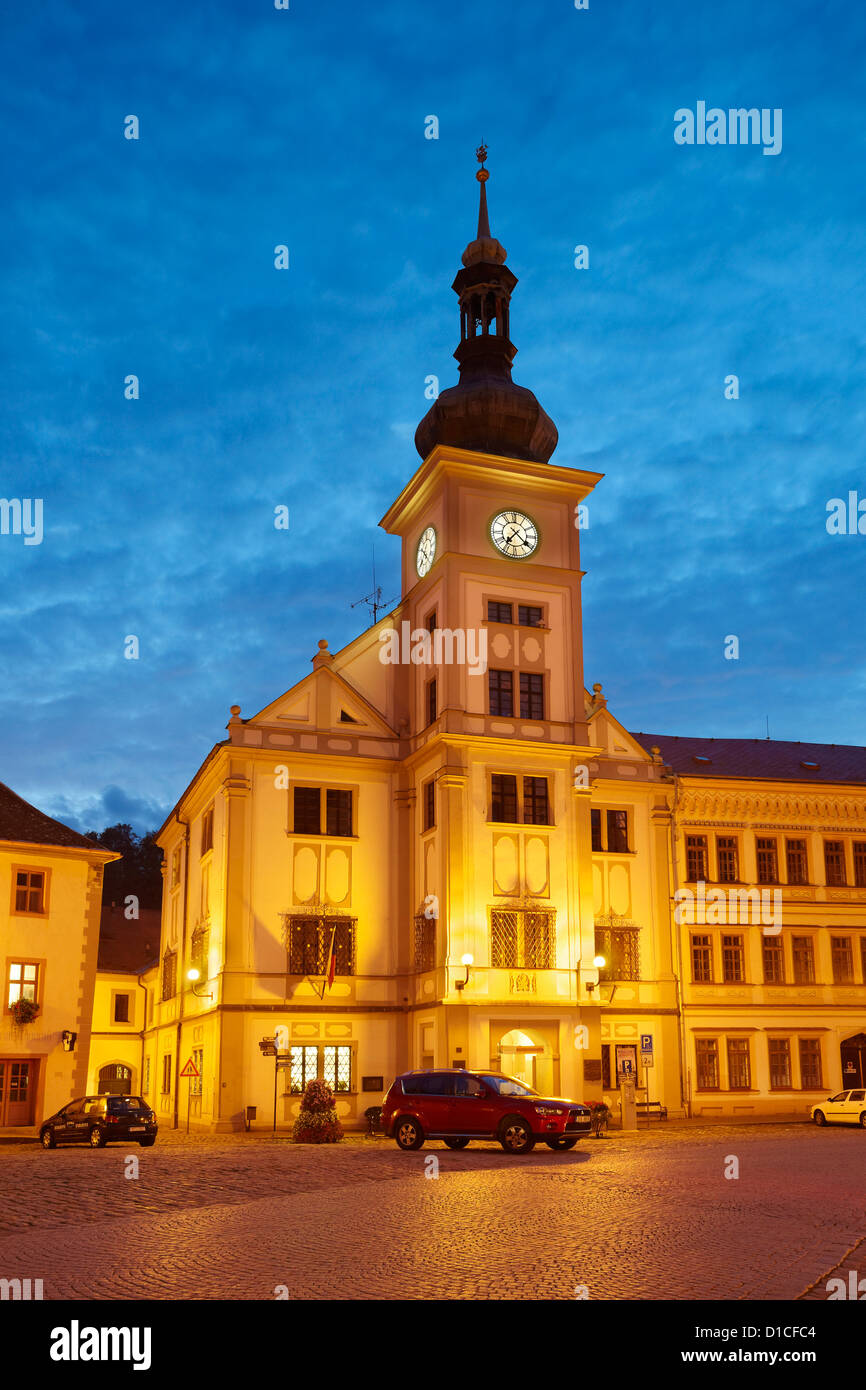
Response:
[[350, 545, 399, 627], [765, 716, 770, 741]]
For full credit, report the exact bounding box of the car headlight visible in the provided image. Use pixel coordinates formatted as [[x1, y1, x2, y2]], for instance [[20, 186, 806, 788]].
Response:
[[535, 1105, 564, 1116]]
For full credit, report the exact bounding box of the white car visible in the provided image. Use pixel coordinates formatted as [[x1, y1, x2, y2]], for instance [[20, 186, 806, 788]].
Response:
[[811, 1089, 866, 1128]]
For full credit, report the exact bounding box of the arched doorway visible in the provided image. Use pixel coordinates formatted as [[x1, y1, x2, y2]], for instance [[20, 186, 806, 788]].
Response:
[[498, 1027, 554, 1094], [98, 1063, 132, 1095], [840, 1033, 866, 1088]]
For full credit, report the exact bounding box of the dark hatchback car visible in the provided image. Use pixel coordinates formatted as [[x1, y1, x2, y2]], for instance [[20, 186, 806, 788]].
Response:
[[382, 1069, 592, 1154], [40, 1095, 158, 1149]]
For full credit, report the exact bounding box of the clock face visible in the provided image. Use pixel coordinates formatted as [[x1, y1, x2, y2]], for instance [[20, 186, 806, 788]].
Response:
[[416, 525, 437, 577], [490, 510, 538, 559]]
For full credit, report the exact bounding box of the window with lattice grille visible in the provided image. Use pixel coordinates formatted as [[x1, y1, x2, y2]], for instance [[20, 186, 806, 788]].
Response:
[[490, 908, 555, 969], [287, 918, 356, 976], [414, 914, 436, 971], [594, 925, 641, 981]]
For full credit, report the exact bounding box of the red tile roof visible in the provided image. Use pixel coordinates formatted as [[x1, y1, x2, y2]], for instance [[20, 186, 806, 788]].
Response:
[[630, 734, 866, 785], [0, 780, 102, 850]]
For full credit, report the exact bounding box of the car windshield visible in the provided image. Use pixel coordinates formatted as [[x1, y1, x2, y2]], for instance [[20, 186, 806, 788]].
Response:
[[479, 1074, 538, 1098]]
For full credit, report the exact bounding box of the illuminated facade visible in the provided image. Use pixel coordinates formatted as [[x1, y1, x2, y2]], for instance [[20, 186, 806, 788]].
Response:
[[140, 155, 865, 1131]]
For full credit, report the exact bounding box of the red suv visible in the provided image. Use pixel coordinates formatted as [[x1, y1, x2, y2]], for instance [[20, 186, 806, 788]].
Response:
[[381, 1069, 592, 1154]]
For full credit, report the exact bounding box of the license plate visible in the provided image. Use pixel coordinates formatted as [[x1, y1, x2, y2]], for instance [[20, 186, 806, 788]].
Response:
[[129, 1126, 145, 1132]]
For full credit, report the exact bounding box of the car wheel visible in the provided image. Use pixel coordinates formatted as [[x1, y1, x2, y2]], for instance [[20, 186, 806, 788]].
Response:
[[88, 1126, 107, 1149], [443, 1137, 470, 1150], [860, 1112, 866, 1129], [395, 1117, 425, 1151], [545, 1136, 579, 1151], [813, 1110, 827, 1127], [40, 1127, 56, 1150], [499, 1117, 535, 1154], [138, 1137, 156, 1147]]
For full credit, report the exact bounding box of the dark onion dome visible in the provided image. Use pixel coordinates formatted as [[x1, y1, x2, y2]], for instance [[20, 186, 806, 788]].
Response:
[[415, 147, 558, 465]]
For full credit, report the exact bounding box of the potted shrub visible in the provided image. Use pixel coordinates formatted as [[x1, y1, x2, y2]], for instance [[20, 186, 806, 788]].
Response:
[[10, 997, 39, 1027], [292, 1079, 344, 1144], [587, 1099, 611, 1138]]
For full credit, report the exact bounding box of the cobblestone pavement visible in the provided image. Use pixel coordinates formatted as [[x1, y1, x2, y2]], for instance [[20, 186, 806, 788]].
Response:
[[0, 1123, 863, 1300]]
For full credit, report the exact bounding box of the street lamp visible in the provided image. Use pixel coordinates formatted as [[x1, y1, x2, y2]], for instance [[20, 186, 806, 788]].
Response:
[[61, 1030, 77, 1052], [186, 967, 213, 1001], [455, 953, 474, 991], [586, 954, 606, 996]]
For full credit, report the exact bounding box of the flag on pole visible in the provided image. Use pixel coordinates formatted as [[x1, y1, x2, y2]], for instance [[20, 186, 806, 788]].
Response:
[[325, 922, 339, 991]]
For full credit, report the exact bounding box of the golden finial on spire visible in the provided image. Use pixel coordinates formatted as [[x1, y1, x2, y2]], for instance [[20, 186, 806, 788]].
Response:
[[475, 142, 489, 182]]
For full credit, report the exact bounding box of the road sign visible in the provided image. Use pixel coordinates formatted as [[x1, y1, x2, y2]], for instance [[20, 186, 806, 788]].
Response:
[[642, 1054, 654, 1067], [640, 1033, 653, 1054], [179, 1057, 200, 1079]]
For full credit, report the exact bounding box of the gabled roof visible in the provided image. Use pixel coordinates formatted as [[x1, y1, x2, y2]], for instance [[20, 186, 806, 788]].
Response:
[[0, 781, 110, 852], [630, 734, 866, 785]]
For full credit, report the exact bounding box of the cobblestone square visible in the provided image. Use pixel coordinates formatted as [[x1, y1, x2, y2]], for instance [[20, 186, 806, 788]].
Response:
[[0, 1121, 862, 1300]]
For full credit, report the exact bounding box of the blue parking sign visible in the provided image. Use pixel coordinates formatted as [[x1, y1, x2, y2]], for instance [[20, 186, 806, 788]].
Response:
[[640, 1033, 653, 1054]]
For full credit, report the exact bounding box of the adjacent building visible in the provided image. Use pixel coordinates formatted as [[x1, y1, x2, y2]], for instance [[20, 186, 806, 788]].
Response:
[[0, 781, 117, 1127]]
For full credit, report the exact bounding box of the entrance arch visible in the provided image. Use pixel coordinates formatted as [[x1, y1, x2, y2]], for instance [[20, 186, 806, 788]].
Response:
[[497, 1026, 555, 1094], [840, 1033, 866, 1089], [98, 1063, 132, 1095]]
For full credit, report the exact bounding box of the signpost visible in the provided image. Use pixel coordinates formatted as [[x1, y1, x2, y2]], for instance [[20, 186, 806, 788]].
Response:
[[259, 1032, 291, 1133], [179, 1056, 200, 1134]]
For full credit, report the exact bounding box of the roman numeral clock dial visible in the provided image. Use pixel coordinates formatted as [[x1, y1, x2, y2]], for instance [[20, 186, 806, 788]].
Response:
[[490, 510, 538, 559], [416, 525, 437, 578]]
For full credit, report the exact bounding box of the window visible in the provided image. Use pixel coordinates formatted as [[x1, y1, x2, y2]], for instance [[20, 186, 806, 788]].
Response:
[[722, 934, 745, 983], [517, 605, 543, 627], [862, 938, 866, 984], [13, 869, 46, 915], [768, 1038, 791, 1090], [171, 847, 181, 887], [523, 777, 550, 826], [519, 672, 545, 720], [488, 669, 513, 717], [727, 1038, 751, 1090], [191, 1047, 203, 1098], [854, 842, 866, 888], [426, 609, 437, 634], [490, 773, 518, 823], [200, 862, 210, 918], [288, 917, 356, 977], [414, 914, 436, 971], [786, 839, 808, 885], [831, 936, 854, 984], [323, 1045, 351, 1093], [756, 837, 778, 884], [326, 789, 352, 837], [201, 805, 214, 855], [686, 835, 708, 882], [762, 935, 785, 983], [792, 936, 815, 984], [6, 961, 38, 1009], [426, 678, 437, 726], [487, 601, 512, 623], [161, 1055, 172, 1094], [606, 810, 629, 854], [824, 840, 847, 886], [191, 925, 209, 978], [594, 924, 641, 981], [289, 1046, 318, 1094], [161, 952, 177, 1002], [489, 775, 551, 825], [113, 993, 130, 1024], [691, 934, 713, 982], [423, 780, 435, 832], [695, 1038, 719, 1089], [716, 836, 739, 883], [293, 787, 353, 836], [799, 1038, 823, 1090], [591, 809, 602, 852], [293, 787, 320, 834], [490, 907, 556, 969]]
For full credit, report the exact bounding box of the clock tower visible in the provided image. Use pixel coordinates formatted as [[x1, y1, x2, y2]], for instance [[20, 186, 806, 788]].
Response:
[[378, 150, 604, 1098]]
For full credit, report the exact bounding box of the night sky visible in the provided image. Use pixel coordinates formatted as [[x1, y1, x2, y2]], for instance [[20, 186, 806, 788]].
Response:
[[2, 0, 865, 834]]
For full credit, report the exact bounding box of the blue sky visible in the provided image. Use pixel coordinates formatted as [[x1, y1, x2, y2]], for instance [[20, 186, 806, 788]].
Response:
[[1, 0, 865, 834]]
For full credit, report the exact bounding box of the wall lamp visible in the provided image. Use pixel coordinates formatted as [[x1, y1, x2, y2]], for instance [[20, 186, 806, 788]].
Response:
[[585, 954, 606, 996], [61, 1030, 77, 1052], [187, 967, 213, 1001], [454, 953, 474, 991]]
